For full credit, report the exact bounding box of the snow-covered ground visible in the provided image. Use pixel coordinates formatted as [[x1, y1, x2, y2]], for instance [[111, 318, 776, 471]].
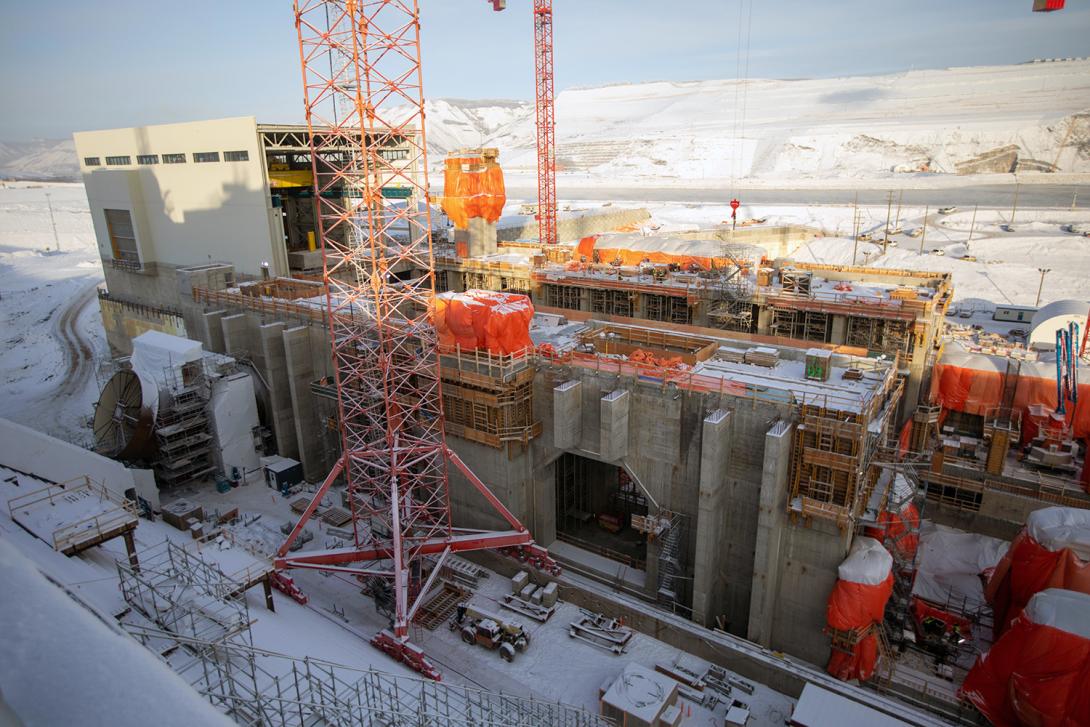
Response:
[[0, 181, 106, 445]]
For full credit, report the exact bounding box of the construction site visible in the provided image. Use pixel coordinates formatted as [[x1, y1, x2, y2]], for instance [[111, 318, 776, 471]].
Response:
[[2, 2, 1089, 727]]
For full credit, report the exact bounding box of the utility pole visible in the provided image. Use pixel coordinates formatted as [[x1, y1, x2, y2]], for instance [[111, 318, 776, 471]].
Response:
[[919, 204, 928, 254], [1035, 268, 1051, 307], [894, 189, 903, 230], [883, 190, 893, 254], [45, 192, 60, 252], [1011, 181, 1021, 225], [851, 192, 860, 266], [1073, 189, 1079, 210], [966, 204, 978, 250]]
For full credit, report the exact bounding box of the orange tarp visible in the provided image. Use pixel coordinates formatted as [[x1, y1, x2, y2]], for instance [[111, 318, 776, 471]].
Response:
[[440, 157, 505, 229], [826, 538, 894, 682], [985, 508, 1090, 637], [930, 362, 1090, 439], [575, 234, 744, 272], [432, 290, 533, 355], [961, 589, 1090, 727]]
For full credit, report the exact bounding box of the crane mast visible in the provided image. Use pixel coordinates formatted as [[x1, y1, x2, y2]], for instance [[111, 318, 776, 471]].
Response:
[[276, 0, 555, 680], [533, 1, 558, 246]]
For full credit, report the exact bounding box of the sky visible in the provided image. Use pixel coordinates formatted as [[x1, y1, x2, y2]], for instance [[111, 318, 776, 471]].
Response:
[[1, 0, 1088, 141]]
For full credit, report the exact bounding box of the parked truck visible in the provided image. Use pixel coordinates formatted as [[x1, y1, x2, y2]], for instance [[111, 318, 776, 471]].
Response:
[[451, 603, 530, 662]]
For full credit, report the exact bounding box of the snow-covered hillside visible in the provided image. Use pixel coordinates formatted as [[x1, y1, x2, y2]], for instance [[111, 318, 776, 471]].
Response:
[[430, 60, 1090, 183], [0, 140, 78, 182], [4, 61, 1088, 185]]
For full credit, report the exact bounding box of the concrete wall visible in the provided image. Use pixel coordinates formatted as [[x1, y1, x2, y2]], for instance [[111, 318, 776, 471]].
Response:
[[0, 418, 159, 509], [73, 116, 284, 277], [497, 207, 651, 243]]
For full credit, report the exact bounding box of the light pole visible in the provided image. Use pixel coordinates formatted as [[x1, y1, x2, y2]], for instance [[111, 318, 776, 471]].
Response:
[[1035, 268, 1050, 307], [45, 192, 60, 252]]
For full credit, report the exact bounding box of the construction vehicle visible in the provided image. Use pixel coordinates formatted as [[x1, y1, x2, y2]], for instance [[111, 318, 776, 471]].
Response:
[[452, 603, 530, 662]]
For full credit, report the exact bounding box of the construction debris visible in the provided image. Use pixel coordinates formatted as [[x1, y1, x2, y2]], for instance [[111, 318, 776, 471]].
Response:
[[568, 610, 634, 654]]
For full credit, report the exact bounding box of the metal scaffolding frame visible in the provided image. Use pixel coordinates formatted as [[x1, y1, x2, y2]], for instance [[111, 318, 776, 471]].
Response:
[[116, 543, 607, 726]]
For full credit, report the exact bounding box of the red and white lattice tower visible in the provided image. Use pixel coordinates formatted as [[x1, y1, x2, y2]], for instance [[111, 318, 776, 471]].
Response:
[[275, 0, 556, 680], [533, 1, 557, 246]]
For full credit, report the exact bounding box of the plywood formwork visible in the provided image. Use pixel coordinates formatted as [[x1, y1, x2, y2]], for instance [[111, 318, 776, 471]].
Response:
[[789, 370, 903, 529]]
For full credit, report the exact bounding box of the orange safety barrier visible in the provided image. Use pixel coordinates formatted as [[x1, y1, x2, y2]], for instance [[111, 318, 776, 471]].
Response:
[[930, 362, 1090, 439], [961, 589, 1090, 727], [440, 156, 505, 230], [985, 507, 1090, 637], [574, 234, 746, 272], [431, 290, 532, 355]]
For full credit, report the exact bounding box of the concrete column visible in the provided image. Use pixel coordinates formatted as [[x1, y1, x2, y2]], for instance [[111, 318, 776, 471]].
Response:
[[692, 409, 732, 626], [598, 390, 630, 462], [202, 310, 228, 353], [221, 314, 252, 357], [259, 322, 299, 461], [553, 381, 582, 450], [282, 326, 320, 481], [747, 419, 793, 647], [829, 315, 847, 345]]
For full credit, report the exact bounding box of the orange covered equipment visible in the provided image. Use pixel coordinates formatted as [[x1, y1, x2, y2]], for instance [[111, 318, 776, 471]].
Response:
[[986, 507, 1090, 637], [960, 588, 1090, 727], [825, 537, 894, 682], [929, 360, 1090, 440], [575, 234, 752, 272], [440, 153, 506, 230], [431, 290, 533, 355], [863, 473, 920, 561]]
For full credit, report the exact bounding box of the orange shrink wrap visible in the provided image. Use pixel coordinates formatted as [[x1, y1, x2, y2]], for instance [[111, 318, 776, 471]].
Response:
[[986, 507, 1090, 637], [961, 588, 1090, 727]]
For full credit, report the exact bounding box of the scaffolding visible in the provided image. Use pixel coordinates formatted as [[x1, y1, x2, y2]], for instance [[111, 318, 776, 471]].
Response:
[[116, 543, 607, 726], [153, 361, 215, 487]]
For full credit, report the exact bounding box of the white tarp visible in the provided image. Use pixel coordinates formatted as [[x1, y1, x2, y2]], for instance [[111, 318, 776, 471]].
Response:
[[130, 331, 203, 391], [208, 372, 260, 479], [1023, 588, 1090, 639], [838, 536, 892, 585], [912, 522, 1008, 608], [1025, 507, 1090, 560]]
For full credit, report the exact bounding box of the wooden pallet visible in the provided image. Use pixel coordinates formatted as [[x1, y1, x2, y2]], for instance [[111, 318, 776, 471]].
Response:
[[320, 507, 352, 527], [413, 582, 468, 630]]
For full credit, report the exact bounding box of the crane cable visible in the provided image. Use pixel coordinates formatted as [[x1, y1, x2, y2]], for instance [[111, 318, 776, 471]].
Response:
[[729, 0, 754, 207]]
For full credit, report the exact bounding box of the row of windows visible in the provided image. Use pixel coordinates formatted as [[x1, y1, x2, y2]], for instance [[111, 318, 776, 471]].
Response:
[[83, 150, 249, 167]]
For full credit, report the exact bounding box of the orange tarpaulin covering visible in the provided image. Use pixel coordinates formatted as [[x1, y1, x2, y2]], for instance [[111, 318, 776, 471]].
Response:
[[432, 290, 533, 355], [864, 501, 921, 562], [575, 234, 745, 272], [929, 362, 1090, 439], [961, 589, 1090, 727], [826, 538, 894, 682], [986, 507, 1090, 637], [440, 157, 505, 230]]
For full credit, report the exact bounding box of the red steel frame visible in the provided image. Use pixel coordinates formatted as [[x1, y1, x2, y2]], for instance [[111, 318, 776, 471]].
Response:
[[277, 0, 555, 679], [533, 1, 558, 246]]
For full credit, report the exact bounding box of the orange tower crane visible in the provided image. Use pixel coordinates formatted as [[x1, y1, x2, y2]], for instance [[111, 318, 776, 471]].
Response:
[[276, 0, 557, 681], [490, 0, 557, 246]]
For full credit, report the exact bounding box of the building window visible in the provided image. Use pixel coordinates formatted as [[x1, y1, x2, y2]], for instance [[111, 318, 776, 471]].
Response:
[[223, 150, 249, 162], [136, 154, 159, 165], [84, 157, 101, 166], [105, 156, 132, 166], [193, 151, 220, 163], [104, 209, 139, 264], [162, 153, 186, 164], [379, 148, 409, 162]]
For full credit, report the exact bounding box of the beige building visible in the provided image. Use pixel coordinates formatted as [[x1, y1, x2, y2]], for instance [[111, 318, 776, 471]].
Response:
[[73, 116, 418, 354]]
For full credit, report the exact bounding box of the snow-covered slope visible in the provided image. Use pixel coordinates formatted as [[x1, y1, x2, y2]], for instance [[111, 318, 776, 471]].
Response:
[[430, 60, 1090, 182], [0, 139, 78, 181]]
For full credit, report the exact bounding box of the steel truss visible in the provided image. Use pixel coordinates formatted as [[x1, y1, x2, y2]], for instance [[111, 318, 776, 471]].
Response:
[[277, 0, 556, 680]]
